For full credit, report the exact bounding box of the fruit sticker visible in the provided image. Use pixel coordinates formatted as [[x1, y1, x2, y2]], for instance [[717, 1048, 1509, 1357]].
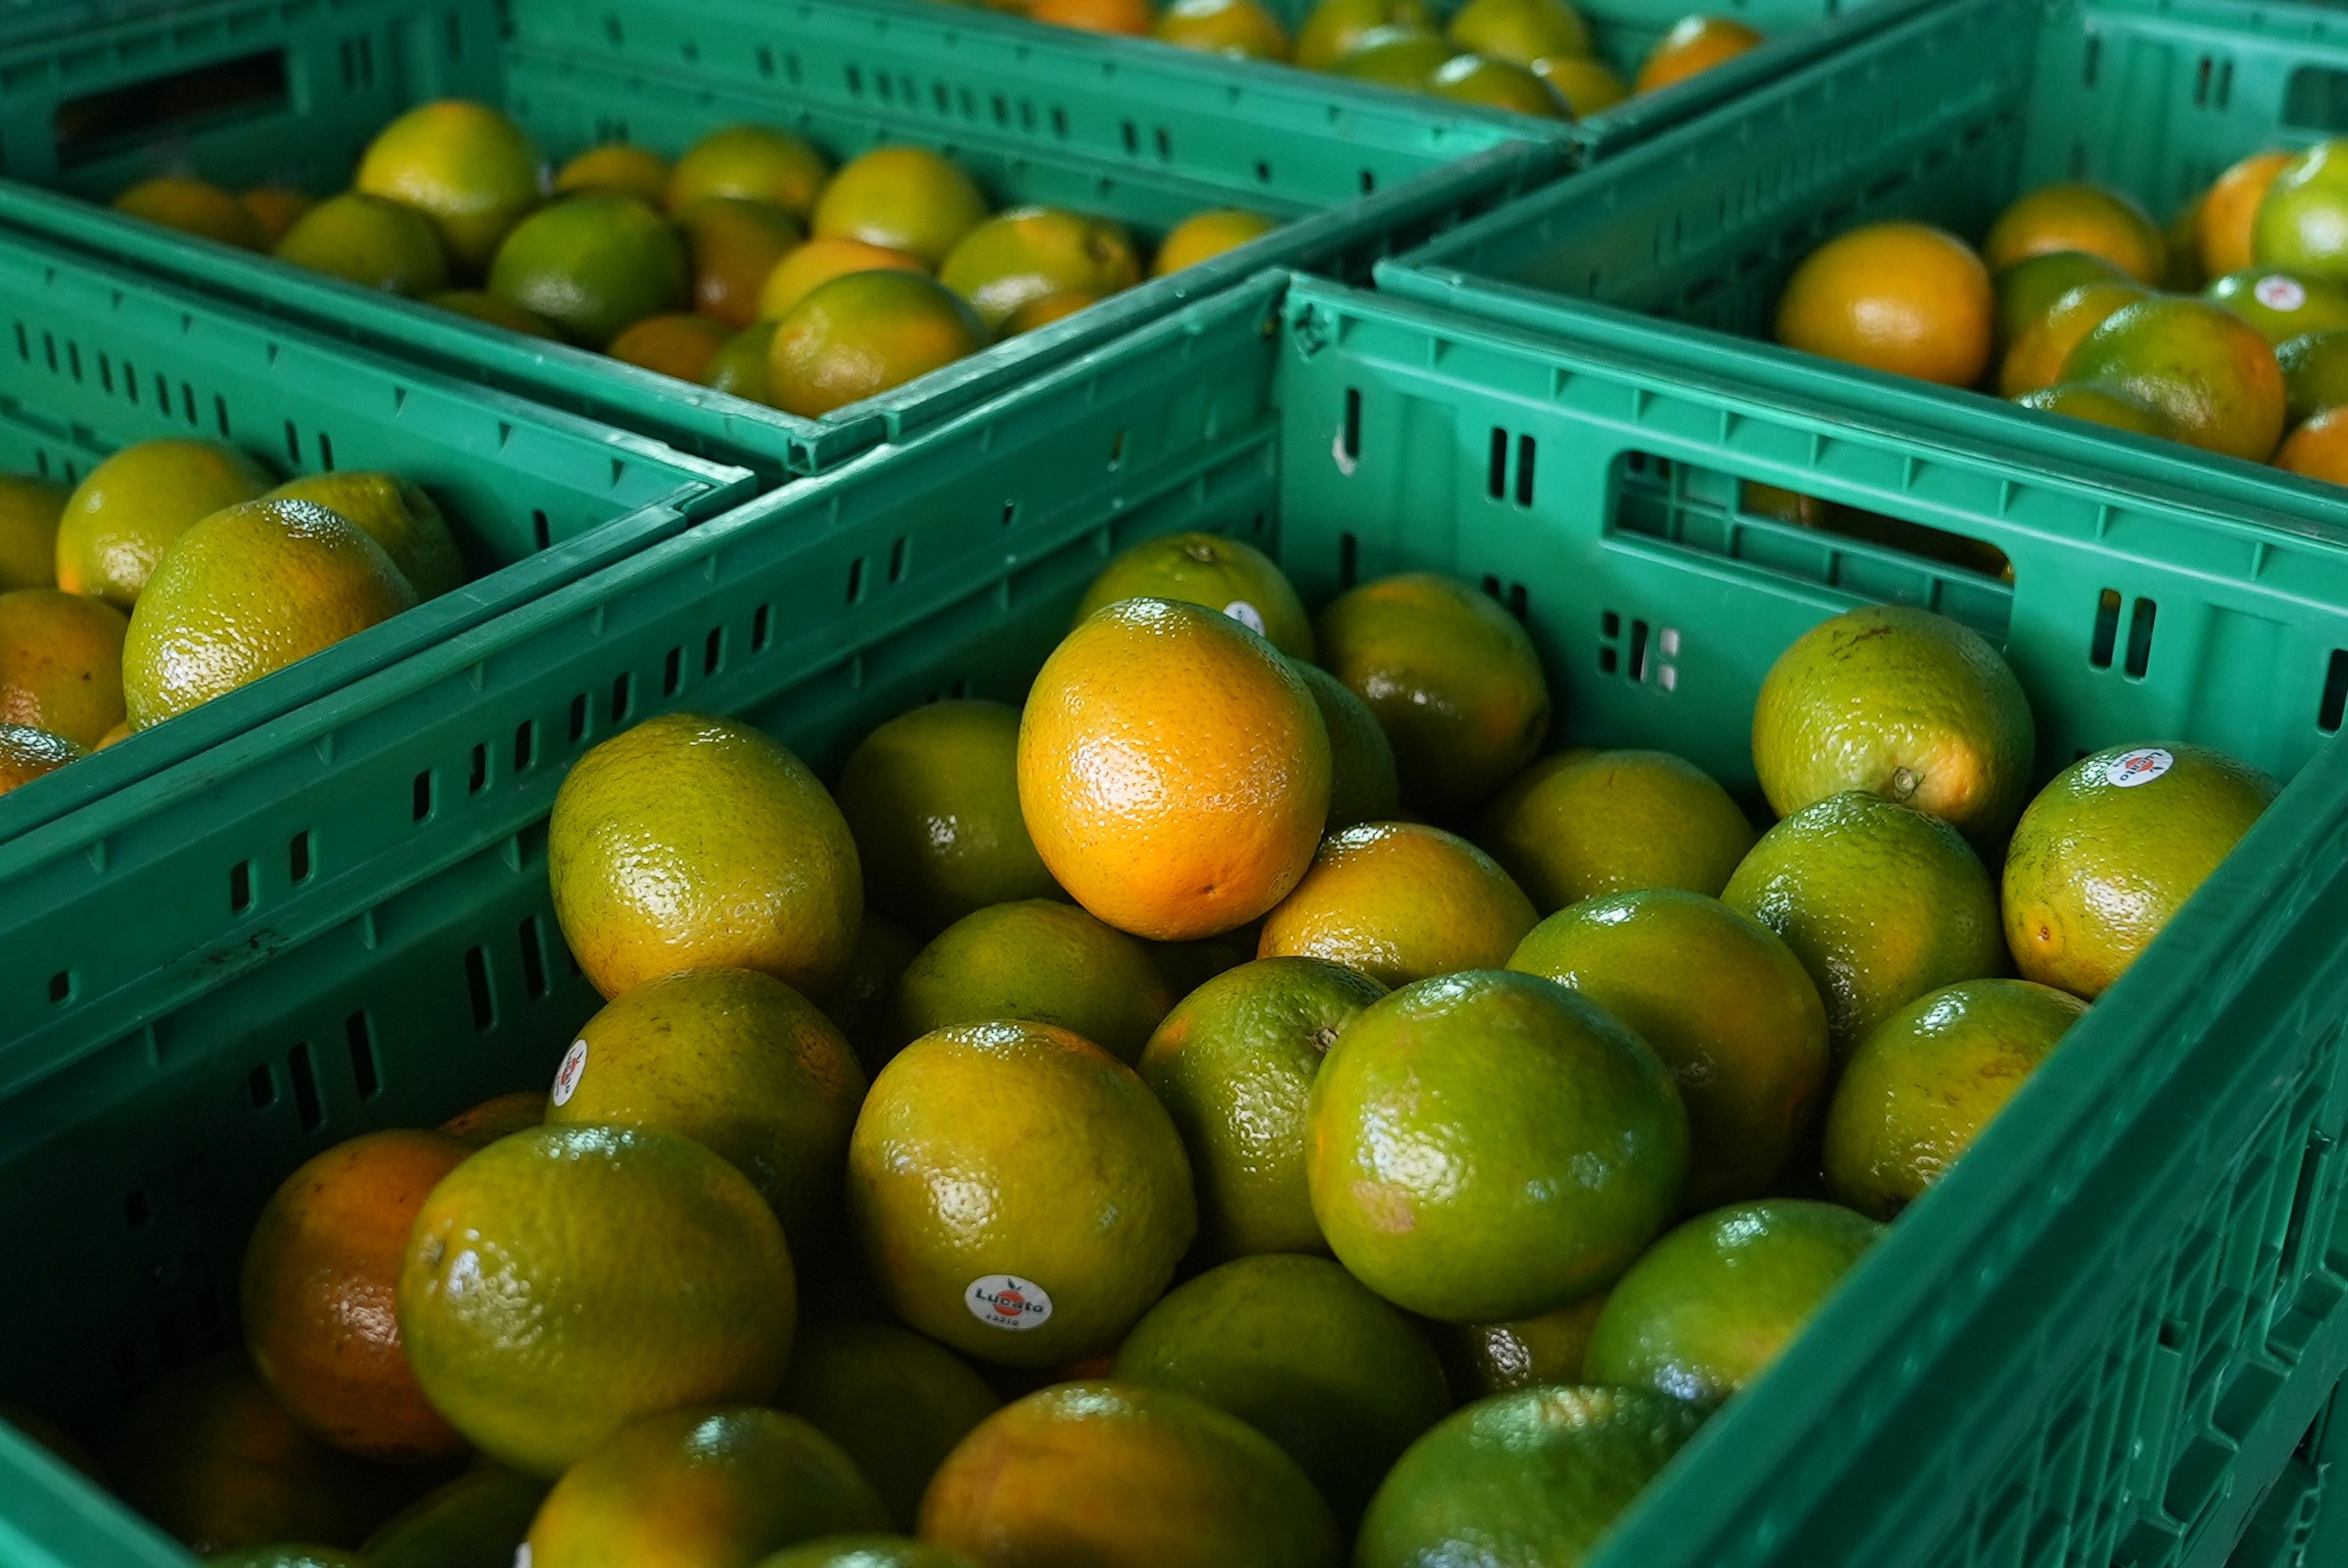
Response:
[[550, 1039, 589, 1106], [1223, 599, 1267, 636], [966, 1274, 1054, 1330], [2256, 275, 2309, 313], [2104, 747, 2175, 787]]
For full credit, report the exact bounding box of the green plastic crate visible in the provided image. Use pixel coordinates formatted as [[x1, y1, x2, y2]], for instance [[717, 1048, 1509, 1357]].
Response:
[[0, 215, 752, 851], [10, 265, 2348, 1566], [1377, 0, 2348, 509], [2222, 1383, 2339, 1568], [0, 0, 1570, 480]]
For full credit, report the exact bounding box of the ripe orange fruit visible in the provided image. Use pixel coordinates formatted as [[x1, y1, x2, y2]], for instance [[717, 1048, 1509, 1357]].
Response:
[[1296, 0, 1435, 70], [1030, 0, 1154, 33], [355, 101, 542, 275], [556, 143, 672, 204], [2278, 405, 2348, 482], [0, 588, 128, 748], [56, 438, 273, 609], [1997, 279, 2148, 397], [1155, 0, 1293, 59], [679, 196, 805, 327], [1477, 748, 1753, 911], [766, 272, 987, 419], [239, 1129, 473, 1462], [2201, 149, 2295, 277], [756, 237, 930, 322], [1993, 250, 2127, 348], [1775, 222, 1993, 387], [1259, 822, 1537, 987], [606, 312, 732, 381], [1154, 210, 1281, 276], [2060, 295, 2286, 460], [239, 187, 314, 248], [939, 207, 1140, 332], [0, 722, 79, 794], [438, 1089, 545, 1145], [1535, 55, 1630, 116], [1018, 596, 1332, 940], [668, 126, 830, 221], [1984, 182, 2166, 282], [1633, 15, 1762, 93], [812, 147, 991, 269], [2014, 383, 2175, 438], [112, 176, 265, 249]]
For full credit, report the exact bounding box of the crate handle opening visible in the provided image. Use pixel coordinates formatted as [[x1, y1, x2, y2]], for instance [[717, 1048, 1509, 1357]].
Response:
[[53, 49, 292, 172]]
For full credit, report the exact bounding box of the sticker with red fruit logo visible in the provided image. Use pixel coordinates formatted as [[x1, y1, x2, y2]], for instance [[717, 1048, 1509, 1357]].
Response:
[[966, 1274, 1054, 1331], [551, 1039, 589, 1106], [2104, 747, 2174, 788]]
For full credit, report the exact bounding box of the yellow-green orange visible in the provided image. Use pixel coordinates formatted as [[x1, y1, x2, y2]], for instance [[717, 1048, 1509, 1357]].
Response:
[[526, 1407, 888, 1568], [1138, 957, 1387, 1257], [397, 1124, 796, 1477], [1153, 210, 1280, 276], [1155, 0, 1292, 59], [545, 966, 866, 1250], [704, 322, 777, 402], [920, 1382, 1341, 1568], [1075, 530, 1313, 658], [837, 698, 1060, 933], [207, 1550, 368, 1568], [1356, 1386, 1703, 1568], [1723, 791, 2005, 1056], [363, 1469, 547, 1568], [113, 176, 265, 249], [273, 193, 449, 295], [1824, 978, 2087, 1219], [1295, 661, 1401, 826], [1259, 822, 1536, 988], [1445, 0, 1589, 65], [2060, 295, 2286, 460], [557, 144, 672, 204], [1583, 1199, 1880, 1403], [766, 271, 985, 418], [1998, 278, 2148, 397], [1509, 889, 1829, 1209], [1994, 250, 2127, 347], [2015, 383, 2175, 437], [1432, 1295, 1608, 1402], [2278, 328, 2348, 424], [1752, 603, 2036, 847], [756, 238, 929, 322], [758, 1541, 975, 1568], [355, 101, 542, 274], [1331, 27, 1453, 88], [1295, 0, 1435, 70], [0, 588, 126, 748], [1478, 749, 1753, 911], [1308, 969, 1688, 1322], [1316, 572, 1550, 811], [668, 125, 831, 221], [428, 289, 558, 337], [548, 711, 862, 998], [2253, 138, 2348, 284], [122, 498, 417, 728], [1113, 1253, 1449, 1527], [266, 472, 464, 599], [812, 147, 989, 269], [1019, 595, 1331, 941], [681, 196, 806, 327], [1429, 56, 1566, 117], [776, 1319, 1000, 1530], [847, 1020, 1195, 1365], [56, 439, 272, 609], [2001, 743, 2276, 998], [240, 187, 313, 249], [0, 475, 65, 591], [894, 898, 1170, 1062], [488, 195, 690, 349], [2206, 267, 2348, 343]]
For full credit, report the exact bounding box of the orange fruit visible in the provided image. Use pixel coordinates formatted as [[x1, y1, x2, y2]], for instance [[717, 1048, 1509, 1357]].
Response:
[[1074, 529, 1313, 657], [56, 439, 273, 608], [607, 311, 732, 381], [2278, 328, 2348, 423], [1003, 292, 1097, 333], [274, 192, 452, 296], [1296, 0, 1435, 70], [1477, 748, 1753, 911], [427, 289, 559, 337], [112, 176, 265, 249], [812, 147, 991, 269], [239, 187, 314, 248], [775, 1318, 1003, 1530], [767, 271, 986, 417], [362, 1469, 549, 1568], [2201, 149, 2295, 277], [121, 498, 419, 728], [2014, 383, 2176, 438], [2278, 405, 2348, 482], [756, 237, 930, 322], [1993, 250, 2127, 348], [1431, 1295, 1608, 1400], [668, 126, 830, 221], [240, 1129, 473, 1463], [1446, 0, 1590, 66], [940, 207, 1140, 332], [548, 712, 862, 999], [265, 471, 465, 601], [355, 100, 543, 275], [1018, 596, 1331, 940], [680, 196, 805, 326], [1332, 26, 1454, 88], [920, 1383, 1340, 1564], [1156, 0, 1293, 59], [1984, 182, 2166, 282], [1429, 56, 1568, 117], [894, 897, 1174, 1063], [1030, 0, 1154, 32], [1315, 572, 1550, 813], [2060, 295, 2287, 460], [0, 474, 66, 592], [487, 194, 691, 349], [2205, 267, 2348, 343], [1154, 210, 1280, 276], [1633, 14, 1763, 94], [1997, 279, 2150, 396], [1534, 55, 1630, 117], [439, 1088, 546, 1145], [1775, 222, 1993, 387], [2252, 139, 2348, 284], [556, 143, 672, 204], [0, 722, 80, 795], [0, 587, 127, 748], [1295, 660, 1402, 826], [1259, 822, 1537, 987], [704, 322, 778, 403]]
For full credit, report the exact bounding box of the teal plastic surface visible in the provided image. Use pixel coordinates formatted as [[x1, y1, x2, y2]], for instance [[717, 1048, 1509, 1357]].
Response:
[[0, 216, 751, 848], [0, 0, 1570, 477], [1381, 0, 2348, 505], [7, 268, 2348, 1566]]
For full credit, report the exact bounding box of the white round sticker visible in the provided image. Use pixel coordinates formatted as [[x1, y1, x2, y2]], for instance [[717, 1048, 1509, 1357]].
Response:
[[966, 1274, 1054, 1331], [513, 1545, 533, 1568], [551, 1039, 589, 1106], [2104, 747, 2175, 788], [1223, 599, 1267, 635], [2256, 274, 2309, 312]]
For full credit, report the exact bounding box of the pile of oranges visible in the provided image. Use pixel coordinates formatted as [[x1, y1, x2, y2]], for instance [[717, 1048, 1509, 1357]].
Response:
[[23, 527, 2281, 1568], [1774, 138, 2348, 484], [981, 0, 1763, 121], [111, 104, 1281, 419]]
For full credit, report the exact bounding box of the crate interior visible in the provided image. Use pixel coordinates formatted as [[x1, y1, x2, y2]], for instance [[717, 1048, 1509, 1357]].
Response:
[[7, 273, 2348, 1567]]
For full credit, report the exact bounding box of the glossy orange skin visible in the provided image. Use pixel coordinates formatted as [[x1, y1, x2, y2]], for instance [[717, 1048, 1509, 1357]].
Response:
[[438, 1089, 547, 1145], [766, 272, 986, 419], [1775, 222, 1993, 387], [240, 1129, 474, 1462], [1997, 279, 2148, 397], [1983, 182, 2166, 282], [678, 196, 805, 327], [0, 721, 81, 795], [1259, 822, 1536, 987], [607, 313, 733, 382], [2278, 405, 2348, 483], [0, 588, 127, 747], [1633, 15, 1762, 93], [1020, 597, 1332, 940], [1031, 0, 1154, 33], [2201, 150, 2296, 277], [2061, 295, 2287, 460]]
